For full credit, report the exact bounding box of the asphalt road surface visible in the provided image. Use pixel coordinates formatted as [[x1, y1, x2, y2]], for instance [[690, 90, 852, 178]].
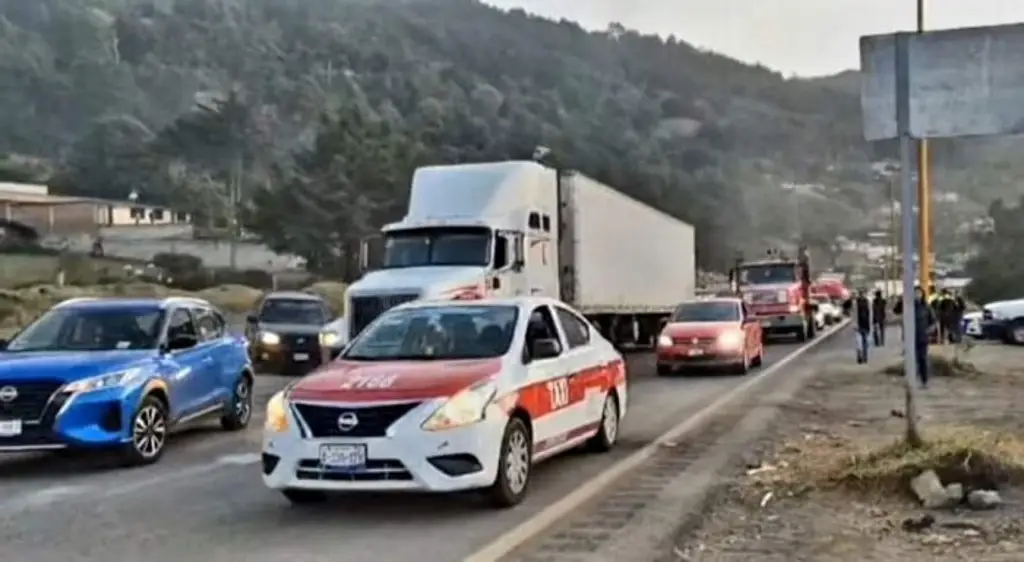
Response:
[[0, 335, 842, 562]]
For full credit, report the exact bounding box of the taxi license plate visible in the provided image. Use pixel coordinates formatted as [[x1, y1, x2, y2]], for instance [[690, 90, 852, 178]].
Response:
[[0, 419, 22, 437], [687, 349, 704, 357], [293, 352, 310, 361], [319, 444, 366, 469]]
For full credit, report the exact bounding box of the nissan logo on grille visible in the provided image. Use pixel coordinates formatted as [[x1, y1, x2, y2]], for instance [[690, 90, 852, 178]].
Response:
[[337, 412, 359, 431], [0, 386, 17, 403]]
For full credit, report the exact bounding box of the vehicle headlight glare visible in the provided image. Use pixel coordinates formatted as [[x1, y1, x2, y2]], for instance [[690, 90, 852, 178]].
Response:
[[64, 368, 143, 394], [319, 331, 341, 347], [657, 334, 673, 347], [264, 391, 289, 432], [260, 332, 280, 345], [421, 381, 497, 432], [777, 290, 788, 302], [717, 330, 744, 348]]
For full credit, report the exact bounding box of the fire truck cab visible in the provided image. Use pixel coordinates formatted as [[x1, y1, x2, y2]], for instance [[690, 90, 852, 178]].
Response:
[[728, 248, 817, 342]]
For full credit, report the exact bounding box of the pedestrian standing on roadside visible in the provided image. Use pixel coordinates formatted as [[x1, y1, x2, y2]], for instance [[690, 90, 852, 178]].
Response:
[[871, 289, 887, 346], [853, 289, 871, 363], [912, 286, 935, 387]]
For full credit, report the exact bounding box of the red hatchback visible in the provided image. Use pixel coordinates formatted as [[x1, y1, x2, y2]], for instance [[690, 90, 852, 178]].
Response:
[[656, 298, 764, 375]]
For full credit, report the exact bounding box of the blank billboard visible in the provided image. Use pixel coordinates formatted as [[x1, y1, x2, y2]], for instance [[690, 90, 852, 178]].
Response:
[[860, 23, 1024, 141]]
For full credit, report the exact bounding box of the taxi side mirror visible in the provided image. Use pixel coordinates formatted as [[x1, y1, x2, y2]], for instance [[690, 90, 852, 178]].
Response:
[[530, 338, 561, 360]]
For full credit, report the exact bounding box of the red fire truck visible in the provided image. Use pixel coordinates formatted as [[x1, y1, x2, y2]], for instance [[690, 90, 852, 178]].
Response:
[[729, 248, 817, 341]]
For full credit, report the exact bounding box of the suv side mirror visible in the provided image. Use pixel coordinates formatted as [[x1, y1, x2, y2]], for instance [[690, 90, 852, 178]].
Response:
[[166, 334, 198, 352], [530, 338, 561, 360]]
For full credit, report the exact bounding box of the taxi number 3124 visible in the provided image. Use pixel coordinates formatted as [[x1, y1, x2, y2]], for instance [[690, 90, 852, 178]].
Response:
[[546, 378, 570, 410]]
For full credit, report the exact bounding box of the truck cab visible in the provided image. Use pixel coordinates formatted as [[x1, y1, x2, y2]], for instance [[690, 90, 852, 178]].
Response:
[[729, 249, 816, 341], [345, 161, 558, 339]]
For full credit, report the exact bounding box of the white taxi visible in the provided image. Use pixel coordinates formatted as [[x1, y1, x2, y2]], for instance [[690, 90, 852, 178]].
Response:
[[261, 296, 627, 508]]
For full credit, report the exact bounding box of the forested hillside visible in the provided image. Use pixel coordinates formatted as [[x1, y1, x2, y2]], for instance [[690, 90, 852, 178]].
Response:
[[0, 0, 883, 272]]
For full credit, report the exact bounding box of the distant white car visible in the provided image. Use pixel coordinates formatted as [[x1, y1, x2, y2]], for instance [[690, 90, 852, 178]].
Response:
[[811, 295, 841, 326], [962, 311, 982, 338], [981, 298, 1024, 344]]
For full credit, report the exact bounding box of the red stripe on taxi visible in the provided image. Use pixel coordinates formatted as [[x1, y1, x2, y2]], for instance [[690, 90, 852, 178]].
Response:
[[512, 358, 624, 421], [288, 359, 501, 403]]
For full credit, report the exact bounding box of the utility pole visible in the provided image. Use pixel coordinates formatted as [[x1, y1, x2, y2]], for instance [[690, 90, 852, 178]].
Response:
[[916, 0, 933, 296]]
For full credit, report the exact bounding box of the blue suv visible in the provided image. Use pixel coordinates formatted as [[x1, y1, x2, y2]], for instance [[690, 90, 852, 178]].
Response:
[[0, 297, 254, 465]]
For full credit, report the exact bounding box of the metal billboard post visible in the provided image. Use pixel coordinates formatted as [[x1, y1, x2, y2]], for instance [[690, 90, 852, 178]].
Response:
[[894, 33, 921, 442]]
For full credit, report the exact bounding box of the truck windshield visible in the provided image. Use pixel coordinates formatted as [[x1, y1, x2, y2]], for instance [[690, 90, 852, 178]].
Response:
[[382, 227, 491, 268], [344, 305, 518, 360], [672, 302, 740, 322], [740, 264, 797, 285], [5, 306, 164, 352]]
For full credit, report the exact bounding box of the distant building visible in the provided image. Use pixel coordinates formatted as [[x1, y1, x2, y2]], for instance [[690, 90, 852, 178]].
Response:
[[0, 182, 191, 238]]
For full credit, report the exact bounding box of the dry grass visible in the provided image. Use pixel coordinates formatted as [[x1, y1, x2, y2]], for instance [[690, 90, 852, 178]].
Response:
[[750, 426, 1024, 500], [880, 348, 981, 379]]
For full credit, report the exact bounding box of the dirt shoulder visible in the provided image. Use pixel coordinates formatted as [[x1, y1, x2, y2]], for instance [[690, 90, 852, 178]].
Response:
[[666, 341, 1024, 561]]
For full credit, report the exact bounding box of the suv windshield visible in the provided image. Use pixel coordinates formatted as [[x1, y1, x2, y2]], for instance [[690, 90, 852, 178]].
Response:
[[5, 306, 164, 352], [344, 305, 518, 361], [740, 264, 797, 285], [672, 302, 740, 322], [259, 299, 327, 325], [382, 227, 491, 268]]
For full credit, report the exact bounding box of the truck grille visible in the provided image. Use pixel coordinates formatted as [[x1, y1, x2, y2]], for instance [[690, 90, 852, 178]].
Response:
[[349, 293, 419, 337], [0, 380, 63, 421], [749, 291, 785, 304], [292, 402, 422, 438]]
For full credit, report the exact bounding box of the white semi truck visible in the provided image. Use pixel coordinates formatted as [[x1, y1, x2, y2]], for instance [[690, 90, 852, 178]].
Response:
[[340, 160, 696, 347]]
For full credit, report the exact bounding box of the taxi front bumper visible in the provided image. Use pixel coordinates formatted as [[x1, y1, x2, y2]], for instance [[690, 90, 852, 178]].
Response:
[[261, 401, 507, 493]]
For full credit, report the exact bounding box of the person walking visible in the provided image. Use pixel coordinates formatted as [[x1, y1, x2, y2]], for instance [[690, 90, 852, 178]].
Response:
[[936, 288, 957, 344], [852, 289, 872, 363], [893, 286, 935, 387], [871, 289, 887, 346]]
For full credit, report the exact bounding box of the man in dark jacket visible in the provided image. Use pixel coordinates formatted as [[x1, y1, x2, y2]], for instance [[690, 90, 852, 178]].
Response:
[[852, 289, 871, 363], [871, 290, 887, 346], [895, 286, 935, 387]]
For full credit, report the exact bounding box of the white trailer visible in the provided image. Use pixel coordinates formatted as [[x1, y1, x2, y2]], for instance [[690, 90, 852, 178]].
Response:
[[559, 172, 696, 344], [342, 160, 696, 347]]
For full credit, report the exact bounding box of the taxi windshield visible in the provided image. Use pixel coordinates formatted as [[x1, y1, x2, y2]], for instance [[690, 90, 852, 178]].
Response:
[[5, 306, 164, 352], [343, 305, 519, 361], [671, 302, 740, 323]]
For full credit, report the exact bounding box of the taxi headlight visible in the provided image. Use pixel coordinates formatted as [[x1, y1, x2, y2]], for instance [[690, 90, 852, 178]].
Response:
[[421, 381, 497, 432], [717, 330, 744, 348], [264, 391, 289, 432], [657, 334, 673, 347], [319, 331, 342, 347], [64, 368, 143, 394], [260, 331, 280, 345]]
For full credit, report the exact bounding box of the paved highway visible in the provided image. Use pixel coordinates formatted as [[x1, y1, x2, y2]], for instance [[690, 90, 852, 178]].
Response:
[[0, 336, 837, 562]]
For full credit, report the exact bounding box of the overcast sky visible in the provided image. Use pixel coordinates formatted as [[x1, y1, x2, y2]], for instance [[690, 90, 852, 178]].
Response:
[[487, 0, 1024, 77]]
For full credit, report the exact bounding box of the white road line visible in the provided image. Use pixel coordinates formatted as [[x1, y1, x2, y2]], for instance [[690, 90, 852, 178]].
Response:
[[463, 319, 851, 562]]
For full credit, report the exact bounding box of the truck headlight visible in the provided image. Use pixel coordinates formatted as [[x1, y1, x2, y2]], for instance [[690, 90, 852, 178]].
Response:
[[64, 368, 143, 393], [789, 304, 801, 313], [264, 391, 289, 432], [259, 332, 280, 345], [657, 334, 673, 347], [421, 381, 497, 432], [319, 331, 342, 347], [717, 330, 744, 348]]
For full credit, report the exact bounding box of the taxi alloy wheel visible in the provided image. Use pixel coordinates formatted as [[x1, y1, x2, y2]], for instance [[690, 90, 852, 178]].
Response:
[[121, 395, 168, 466], [488, 417, 532, 508], [221, 375, 253, 431], [586, 393, 620, 452]]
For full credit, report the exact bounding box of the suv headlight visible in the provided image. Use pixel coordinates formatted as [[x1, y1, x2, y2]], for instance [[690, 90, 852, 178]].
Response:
[[64, 368, 143, 394], [259, 332, 280, 345], [319, 331, 342, 347], [421, 380, 497, 432], [717, 330, 744, 348]]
